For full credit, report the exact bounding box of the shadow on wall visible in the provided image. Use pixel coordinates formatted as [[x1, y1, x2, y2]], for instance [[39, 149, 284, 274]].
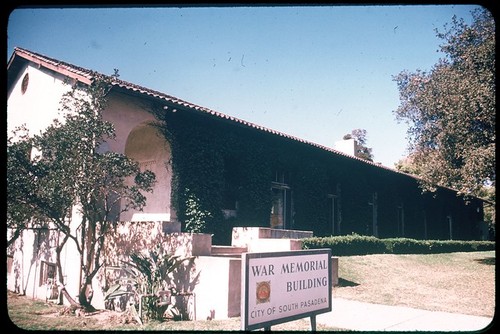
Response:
[[10, 227, 59, 297], [99, 222, 203, 317]]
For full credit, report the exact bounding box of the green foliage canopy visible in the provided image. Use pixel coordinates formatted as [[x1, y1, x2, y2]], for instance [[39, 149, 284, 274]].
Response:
[[393, 8, 495, 196], [7, 74, 156, 310], [343, 128, 374, 162]]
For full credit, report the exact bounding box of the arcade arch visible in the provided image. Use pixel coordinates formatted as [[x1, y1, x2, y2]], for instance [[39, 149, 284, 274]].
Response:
[[121, 123, 172, 222]]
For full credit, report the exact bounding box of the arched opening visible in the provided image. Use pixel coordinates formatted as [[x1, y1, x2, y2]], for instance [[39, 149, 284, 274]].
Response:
[[121, 123, 172, 222]]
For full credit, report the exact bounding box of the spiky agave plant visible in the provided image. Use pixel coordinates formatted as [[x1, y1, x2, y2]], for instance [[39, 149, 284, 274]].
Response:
[[104, 247, 193, 322]]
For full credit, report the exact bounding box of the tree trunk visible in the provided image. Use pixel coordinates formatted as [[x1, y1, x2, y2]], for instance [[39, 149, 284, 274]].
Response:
[[59, 286, 81, 309], [78, 279, 96, 312], [55, 231, 81, 308]]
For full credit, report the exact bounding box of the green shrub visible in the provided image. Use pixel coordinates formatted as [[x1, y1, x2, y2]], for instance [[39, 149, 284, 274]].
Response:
[[424, 240, 495, 254], [303, 233, 386, 256], [382, 238, 432, 254], [302, 234, 495, 256]]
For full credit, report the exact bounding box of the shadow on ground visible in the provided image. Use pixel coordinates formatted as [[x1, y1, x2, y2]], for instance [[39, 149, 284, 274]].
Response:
[[337, 277, 359, 287], [473, 257, 495, 265]]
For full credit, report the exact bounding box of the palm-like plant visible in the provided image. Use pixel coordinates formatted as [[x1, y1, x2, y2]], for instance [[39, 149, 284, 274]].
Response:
[[104, 246, 194, 323]]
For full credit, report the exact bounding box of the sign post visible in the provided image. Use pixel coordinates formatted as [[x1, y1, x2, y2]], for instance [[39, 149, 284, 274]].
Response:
[[241, 249, 332, 331]]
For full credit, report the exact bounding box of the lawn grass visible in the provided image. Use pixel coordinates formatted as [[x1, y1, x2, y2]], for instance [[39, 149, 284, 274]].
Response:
[[7, 251, 495, 331], [7, 291, 337, 331], [334, 250, 495, 317]]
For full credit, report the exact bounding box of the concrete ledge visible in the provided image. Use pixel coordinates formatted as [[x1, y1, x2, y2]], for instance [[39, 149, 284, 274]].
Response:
[[246, 238, 303, 252], [232, 227, 313, 248], [211, 245, 247, 257], [258, 227, 313, 239]]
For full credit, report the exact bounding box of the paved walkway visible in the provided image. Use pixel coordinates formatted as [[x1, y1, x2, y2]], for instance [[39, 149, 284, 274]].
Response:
[[316, 298, 494, 332]]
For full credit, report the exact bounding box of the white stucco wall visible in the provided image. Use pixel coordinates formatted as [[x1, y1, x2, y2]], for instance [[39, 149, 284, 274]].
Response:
[[7, 63, 84, 302], [6, 227, 81, 303], [103, 92, 173, 222], [191, 256, 242, 320], [7, 63, 174, 307], [7, 63, 73, 135], [8, 64, 173, 223]]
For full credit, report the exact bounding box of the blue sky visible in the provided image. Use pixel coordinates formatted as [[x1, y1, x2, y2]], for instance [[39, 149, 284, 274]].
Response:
[[7, 5, 482, 167]]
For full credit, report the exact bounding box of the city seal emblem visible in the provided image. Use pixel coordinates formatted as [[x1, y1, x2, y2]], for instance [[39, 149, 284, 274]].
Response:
[[256, 281, 271, 304]]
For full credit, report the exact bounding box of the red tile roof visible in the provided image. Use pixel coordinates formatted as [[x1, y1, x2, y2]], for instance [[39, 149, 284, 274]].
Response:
[[7, 46, 481, 199]]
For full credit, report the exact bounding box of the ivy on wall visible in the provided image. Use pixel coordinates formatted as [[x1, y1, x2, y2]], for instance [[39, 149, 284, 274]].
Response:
[[291, 157, 330, 234], [150, 105, 483, 243], [153, 107, 342, 244], [153, 109, 271, 243]]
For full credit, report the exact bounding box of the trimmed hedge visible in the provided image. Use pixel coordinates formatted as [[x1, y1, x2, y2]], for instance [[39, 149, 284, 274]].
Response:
[[302, 234, 386, 256], [302, 234, 495, 256]]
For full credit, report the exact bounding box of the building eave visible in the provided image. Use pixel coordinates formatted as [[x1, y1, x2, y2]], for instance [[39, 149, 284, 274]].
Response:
[[8, 47, 490, 204]]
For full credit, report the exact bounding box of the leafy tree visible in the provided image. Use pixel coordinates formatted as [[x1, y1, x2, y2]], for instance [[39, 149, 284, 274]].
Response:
[[7, 125, 49, 248], [394, 154, 422, 176], [393, 8, 495, 197], [8, 123, 77, 298], [7, 75, 156, 311], [343, 128, 374, 161]]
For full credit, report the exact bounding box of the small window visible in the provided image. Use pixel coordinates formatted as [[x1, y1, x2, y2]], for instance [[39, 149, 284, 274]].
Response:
[[39, 261, 57, 286], [21, 73, 29, 94]]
